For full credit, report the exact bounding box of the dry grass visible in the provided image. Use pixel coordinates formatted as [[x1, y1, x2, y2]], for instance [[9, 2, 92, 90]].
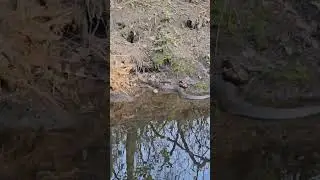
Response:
[[0, 0, 107, 111], [110, 55, 137, 94], [0, 1, 107, 177]]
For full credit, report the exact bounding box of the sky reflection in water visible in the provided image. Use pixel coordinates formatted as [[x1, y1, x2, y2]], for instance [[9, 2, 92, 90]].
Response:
[[111, 115, 210, 180]]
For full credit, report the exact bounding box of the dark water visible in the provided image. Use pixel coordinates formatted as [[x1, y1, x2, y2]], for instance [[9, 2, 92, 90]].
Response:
[[110, 94, 210, 180], [0, 117, 106, 179], [215, 112, 320, 180]]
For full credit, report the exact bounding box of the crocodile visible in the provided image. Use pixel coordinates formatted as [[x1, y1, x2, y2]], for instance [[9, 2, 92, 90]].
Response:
[[137, 75, 210, 100], [212, 74, 320, 120]]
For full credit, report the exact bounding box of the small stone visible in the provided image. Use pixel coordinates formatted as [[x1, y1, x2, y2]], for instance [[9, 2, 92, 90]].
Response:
[[153, 89, 158, 93], [178, 81, 188, 89]]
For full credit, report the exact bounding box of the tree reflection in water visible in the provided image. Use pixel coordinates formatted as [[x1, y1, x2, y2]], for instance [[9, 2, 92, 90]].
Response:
[[111, 115, 210, 180]]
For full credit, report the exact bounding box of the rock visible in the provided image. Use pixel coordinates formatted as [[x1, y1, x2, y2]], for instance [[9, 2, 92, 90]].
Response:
[[178, 80, 188, 89], [153, 89, 158, 93], [221, 60, 250, 85]]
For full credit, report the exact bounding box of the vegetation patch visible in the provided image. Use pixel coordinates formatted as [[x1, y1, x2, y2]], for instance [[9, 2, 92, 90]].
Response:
[[263, 63, 310, 83], [194, 81, 209, 91]]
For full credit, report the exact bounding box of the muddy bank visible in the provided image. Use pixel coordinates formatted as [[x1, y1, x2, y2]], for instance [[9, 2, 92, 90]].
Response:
[[110, 0, 210, 102], [213, 0, 320, 104]]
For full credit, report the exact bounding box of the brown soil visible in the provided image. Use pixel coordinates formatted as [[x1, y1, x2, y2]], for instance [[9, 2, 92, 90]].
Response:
[[110, 0, 210, 101]]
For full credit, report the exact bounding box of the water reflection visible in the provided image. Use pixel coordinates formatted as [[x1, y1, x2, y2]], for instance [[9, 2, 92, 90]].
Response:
[[111, 105, 210, 180], [0, 117, 106, 179], [215, 113, 320, 180]]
